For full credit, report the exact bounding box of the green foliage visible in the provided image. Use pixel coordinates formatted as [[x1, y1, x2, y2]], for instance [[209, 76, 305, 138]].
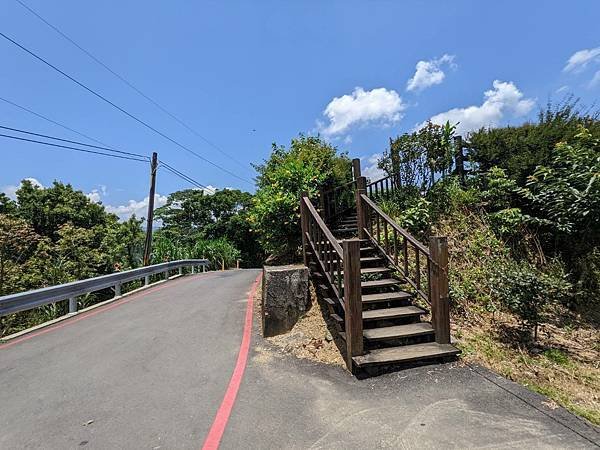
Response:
[[15, 180, 110, 240], [469, 98, 600, 185], [491, 260, 572, 340], [155, 188, 262, 267], [250, 135, 350, 261], [543, 348, 571, 366], [0, 181, 147, 336], [428, 176, 481, 219], [518, 127, 600, 235], [398, 197, 431, 236], [192, 238, 241, 270], [379, 120, 456, 189]]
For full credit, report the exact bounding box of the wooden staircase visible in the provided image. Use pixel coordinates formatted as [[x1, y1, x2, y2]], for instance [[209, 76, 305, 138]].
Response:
[[301, 158, 459, 375], [323, 212, 459, 369]]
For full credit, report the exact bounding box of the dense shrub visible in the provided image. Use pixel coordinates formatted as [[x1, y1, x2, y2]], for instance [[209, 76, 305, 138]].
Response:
[[491, 260, 572, 340], [155, 188, 262, 267], [250, 135, 351, 261], [468, 99, 600, 185]]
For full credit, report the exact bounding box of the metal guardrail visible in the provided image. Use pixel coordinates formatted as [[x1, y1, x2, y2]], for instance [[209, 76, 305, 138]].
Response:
[[0, 259, 209, 317]]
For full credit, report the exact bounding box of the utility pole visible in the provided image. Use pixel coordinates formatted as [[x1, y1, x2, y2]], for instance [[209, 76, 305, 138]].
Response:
[[143, 152, 158, 266]]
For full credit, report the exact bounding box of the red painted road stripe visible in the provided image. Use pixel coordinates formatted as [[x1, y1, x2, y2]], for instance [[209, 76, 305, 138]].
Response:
[[201, 273, 262, 450], [0, 274, 214, 350]]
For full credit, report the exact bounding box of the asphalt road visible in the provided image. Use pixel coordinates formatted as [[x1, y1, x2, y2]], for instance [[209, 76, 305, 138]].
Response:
[[0, 269, 260, 449], [1, 269, 598, 449]]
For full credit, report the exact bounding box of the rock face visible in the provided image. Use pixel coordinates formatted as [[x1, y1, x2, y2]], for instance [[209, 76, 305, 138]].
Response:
[[262, 265, 309, 337]]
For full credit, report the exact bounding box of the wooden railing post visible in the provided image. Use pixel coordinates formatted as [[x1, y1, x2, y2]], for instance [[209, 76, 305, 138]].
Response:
[[319, 185, 328, 224], [343, 239, 363, 372], [352, 158, 361, 180], [300, 193, 309, 266], [429, 236, 450, 344], [355, 176, 367, 239]]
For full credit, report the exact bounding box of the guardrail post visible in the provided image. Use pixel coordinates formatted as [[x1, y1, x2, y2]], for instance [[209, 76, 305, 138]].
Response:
[[178, 267, 183, 276], [355, 176, 367, 239], [114, 283, 121, 297], [164, 270, 169, 280], [429, 236, 450, 344], [69, 297, 77, 313], [145, 275, 150, 286], [191, 266, 195, 274], [343, 239, 363, 372], [202, 264, 206, 273], [300, 193, 309, 266]]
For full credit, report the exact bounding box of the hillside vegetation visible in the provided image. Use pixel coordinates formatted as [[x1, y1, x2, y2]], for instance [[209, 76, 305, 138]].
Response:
[[0, 183, 258, 336], [374, 101, 599, 423]]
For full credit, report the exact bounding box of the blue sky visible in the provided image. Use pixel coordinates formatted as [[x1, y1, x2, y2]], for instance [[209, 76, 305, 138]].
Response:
[[1, 0, 599, 219]]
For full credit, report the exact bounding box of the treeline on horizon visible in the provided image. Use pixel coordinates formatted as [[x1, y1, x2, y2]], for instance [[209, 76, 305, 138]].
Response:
[[1, 97, 599, 338]]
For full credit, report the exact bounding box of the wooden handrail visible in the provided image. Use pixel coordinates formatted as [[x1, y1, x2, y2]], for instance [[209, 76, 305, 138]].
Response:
[[359, 193, 431, 303], [301, 196, 344, 302], [366, 174, 397, 199], [303, 198, 343, 256], [301, 194, 365, 367], [360, 194, 429, 254]]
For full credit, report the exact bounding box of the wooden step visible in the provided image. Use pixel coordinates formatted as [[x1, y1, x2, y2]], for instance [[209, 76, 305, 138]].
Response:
[[323, 297, 337, 307], [309, 246, 375, 256], [361, 278, 402, 289], [343, 279, 402, 290], [315, 239, 369, 245], [328, 256, 383, 265], [339, 323, 434, 342], [340, 266, 390, 275], [362, 305, 426, 321], [331, 313, 343, 324], [363, 323, 434, 341], [333, 227, 358, 234], [362, 291, 412, 304], [352, 342, 460, 367]]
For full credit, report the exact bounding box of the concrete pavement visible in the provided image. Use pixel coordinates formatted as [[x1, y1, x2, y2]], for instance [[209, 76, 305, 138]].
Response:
[[0, 269, 260, 449], [1, 268, 598, 449]]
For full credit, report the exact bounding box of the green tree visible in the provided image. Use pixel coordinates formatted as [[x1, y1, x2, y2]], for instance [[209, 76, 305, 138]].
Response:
[[0, 214, 40, 295], [15, 180, 110, 240], [250, 135, 351, 261], [469, 98, 600, 185], [155, 188, 261, 266]]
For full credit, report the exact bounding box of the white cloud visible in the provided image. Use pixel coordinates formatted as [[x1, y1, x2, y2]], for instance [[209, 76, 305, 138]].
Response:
[[86, 189, 102, 204], [362, 153, 385, 181], [563, 46, 600, 73], [406, 54, 456, 92], [589, 70, 600, 88], [556, 85, 569, 94], [2, 177, 43, 199], [343, 135, 353, 145], [319, 87, 406, 136], [417, 80, 535, 136], [105, 193, 168, 221]]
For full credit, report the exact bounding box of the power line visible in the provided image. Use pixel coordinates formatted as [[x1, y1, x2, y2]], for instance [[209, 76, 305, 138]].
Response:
[[159, 160, 216, 193], [0, 95, 111, 148], [0, 31, 253, 185], [0, 125, 149, 160], [14, 0, 251, 173], [0, 132, 148, 162]]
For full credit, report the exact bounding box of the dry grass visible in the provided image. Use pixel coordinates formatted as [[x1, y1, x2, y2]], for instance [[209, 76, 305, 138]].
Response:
[[255, 279, 345, 368], [453, 309, 600, 425]]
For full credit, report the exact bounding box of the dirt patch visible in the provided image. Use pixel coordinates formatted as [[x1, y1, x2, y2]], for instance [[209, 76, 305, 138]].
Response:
[[453, 309, 600, 425], [254, 279, 345, 368]]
